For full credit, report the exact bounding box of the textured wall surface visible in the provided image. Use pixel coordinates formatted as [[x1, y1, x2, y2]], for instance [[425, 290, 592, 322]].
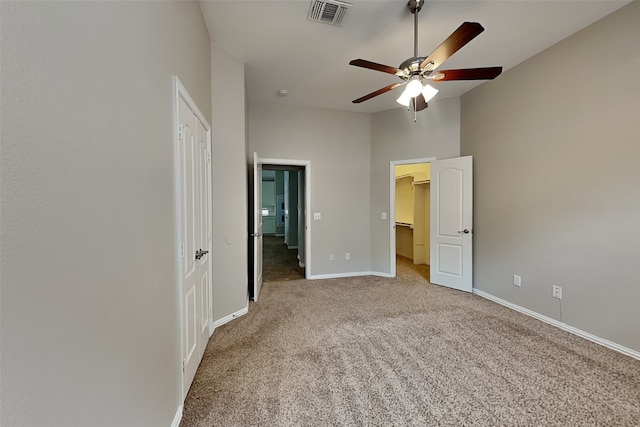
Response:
[[0, 2, 211, 425], [211, 44, 249, 321], [249, 102, 372, 276], [461, 1, 640, 352]]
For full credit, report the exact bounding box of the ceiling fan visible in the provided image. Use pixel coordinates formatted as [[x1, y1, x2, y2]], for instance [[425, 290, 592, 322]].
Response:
[[349, 0, 502, 112]]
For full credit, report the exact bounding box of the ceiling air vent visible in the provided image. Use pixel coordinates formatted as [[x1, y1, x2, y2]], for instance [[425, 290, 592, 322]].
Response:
[[307, 0, 352, 27]]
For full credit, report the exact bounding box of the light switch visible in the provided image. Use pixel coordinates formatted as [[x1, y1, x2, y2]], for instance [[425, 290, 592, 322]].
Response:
[[314, 212, 321, 220], [381, 212, 387, 220]]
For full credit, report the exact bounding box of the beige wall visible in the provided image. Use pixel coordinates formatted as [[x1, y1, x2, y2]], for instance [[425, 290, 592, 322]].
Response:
[[211, 44, 249, 321], [461, 1, 640, 352], [249, 102, 371, 276], [395, 163, 430, 180], [0, 1, 211, 426], [370, 98, 461, 273], [395, 176, 415, 225]]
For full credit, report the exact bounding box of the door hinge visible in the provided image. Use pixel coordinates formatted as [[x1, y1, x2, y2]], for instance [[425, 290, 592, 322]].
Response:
[[178, 125, 183, 141], [180, 243, 184, 258], [207, 151, 211, 164], [182, 359, 186, 373]]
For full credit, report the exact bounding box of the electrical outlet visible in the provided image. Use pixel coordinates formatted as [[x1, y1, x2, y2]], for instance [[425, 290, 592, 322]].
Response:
[[381, 212, 387, 220], [329, 254, 334, 261], [552, 285, 562, 299], [513, 275, 522, 287], [345, 253, 350, 260]]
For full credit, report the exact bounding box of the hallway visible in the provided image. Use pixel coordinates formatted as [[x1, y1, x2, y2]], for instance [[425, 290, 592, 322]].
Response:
[[263, 236, 304, 282]]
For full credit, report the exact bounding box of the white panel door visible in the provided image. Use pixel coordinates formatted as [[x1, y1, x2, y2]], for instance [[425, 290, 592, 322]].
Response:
[[430, 156, 473, 292], [195, 118, 211, 357], [253, 152, 263, 301], [178, 95, 200, 393], [178, 95, 211, 396]]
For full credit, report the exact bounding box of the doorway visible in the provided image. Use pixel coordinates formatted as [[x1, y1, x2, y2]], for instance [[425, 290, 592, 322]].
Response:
[[390, 156, 474, 292], [391, 159, 433, 279], [261, 167, 305, 282], [250, 155, 311, 302]]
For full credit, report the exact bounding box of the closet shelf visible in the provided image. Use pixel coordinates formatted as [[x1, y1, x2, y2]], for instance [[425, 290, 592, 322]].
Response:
[[396, 222, 413, 229], [395, 174, 414, 180], [412, 179, 430, 186]]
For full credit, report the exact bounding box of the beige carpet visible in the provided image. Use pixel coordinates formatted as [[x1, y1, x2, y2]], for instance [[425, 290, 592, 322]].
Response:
[[181, 258, 640, 426]]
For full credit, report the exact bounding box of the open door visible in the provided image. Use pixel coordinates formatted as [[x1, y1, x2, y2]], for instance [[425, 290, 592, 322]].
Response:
[[252, 152, 263, 301], [430, 156, 473, 292]]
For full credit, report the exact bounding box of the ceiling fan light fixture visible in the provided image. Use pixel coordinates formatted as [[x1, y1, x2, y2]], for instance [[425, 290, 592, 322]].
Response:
[[421, 84, 439, 103], [405, 77, 423, 98], [396, 90, 412, 107]]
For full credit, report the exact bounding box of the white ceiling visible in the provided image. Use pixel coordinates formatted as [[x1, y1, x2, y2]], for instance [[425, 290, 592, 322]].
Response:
[[200, 0, 629, 114]]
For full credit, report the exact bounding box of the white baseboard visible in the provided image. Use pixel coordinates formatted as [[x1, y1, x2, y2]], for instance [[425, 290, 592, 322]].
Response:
[[212, 305, 248, 328], [171, 405, 183, 427], [371, 271, 394, 278], [309, 271, 393, 280], [473, 289, 640, 361]]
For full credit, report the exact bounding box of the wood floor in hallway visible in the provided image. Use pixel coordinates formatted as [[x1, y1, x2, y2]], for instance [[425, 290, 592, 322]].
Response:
[[262, 235, 305, 282]]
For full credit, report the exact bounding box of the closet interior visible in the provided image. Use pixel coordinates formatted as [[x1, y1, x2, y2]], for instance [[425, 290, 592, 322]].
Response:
[[395, 163, 430, 266]]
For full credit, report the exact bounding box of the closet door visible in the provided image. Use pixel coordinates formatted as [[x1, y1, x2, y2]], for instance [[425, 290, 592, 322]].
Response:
[[178, 95, 200, 394], [195, 117, 212, 364], [177, 90, 212, 398]]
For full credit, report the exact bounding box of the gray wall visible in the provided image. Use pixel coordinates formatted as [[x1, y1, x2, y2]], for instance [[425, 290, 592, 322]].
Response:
[[0, 1, 211, 426], [249, 102, 371, 276], [211, 44, 249, 321], [370, 99, 461, 274], [461, 1, 640, 352]]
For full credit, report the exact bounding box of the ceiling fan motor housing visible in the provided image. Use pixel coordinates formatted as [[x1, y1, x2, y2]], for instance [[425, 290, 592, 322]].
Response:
[[407, 0, 424, 14], [398, 56, 431, 78]]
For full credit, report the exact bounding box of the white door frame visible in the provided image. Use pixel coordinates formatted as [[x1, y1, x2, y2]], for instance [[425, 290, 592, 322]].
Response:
[[174, 76, 213, 402], [389, 157, 436, 277], [257, 156, 311, 279], [253, 153, 263, 301]]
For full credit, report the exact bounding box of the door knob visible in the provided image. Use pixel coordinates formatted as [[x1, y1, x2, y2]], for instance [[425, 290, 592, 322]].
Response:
[[195, 249, 209, 260], [458, 229, 470, 234]]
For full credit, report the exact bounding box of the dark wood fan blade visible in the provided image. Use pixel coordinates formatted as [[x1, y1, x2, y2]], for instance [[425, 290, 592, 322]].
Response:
[[412, 94, 428, 111], [352, 83, 403, 103], [349, 59, 401, 76], [419, 22, 484, 71], [431, 67, 502, 81]]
